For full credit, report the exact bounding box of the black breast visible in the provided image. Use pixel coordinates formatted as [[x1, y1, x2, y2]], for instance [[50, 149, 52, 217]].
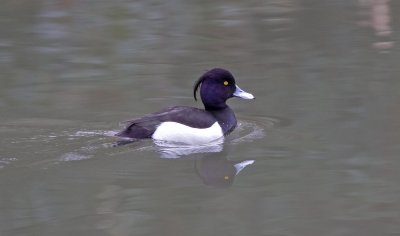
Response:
[[209, 107, 237, 135]]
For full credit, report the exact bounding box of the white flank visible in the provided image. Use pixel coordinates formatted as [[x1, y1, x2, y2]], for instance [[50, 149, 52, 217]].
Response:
[[152, 121, 223, 145]]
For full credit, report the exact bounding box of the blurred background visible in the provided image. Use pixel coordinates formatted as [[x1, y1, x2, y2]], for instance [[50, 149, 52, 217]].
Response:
[[1, 0, 400, 235]]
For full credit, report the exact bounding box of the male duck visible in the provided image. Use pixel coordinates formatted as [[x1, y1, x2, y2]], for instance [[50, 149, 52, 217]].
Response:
[[115, 68, 254, 144]]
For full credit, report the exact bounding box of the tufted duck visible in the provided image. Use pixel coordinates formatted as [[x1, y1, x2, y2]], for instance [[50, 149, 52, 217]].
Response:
[[115, 68, 254, 144]]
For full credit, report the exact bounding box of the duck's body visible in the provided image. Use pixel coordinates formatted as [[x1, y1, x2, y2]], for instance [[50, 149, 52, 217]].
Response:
[[117, 105, 236, 144], [115, 68, 254, 144]]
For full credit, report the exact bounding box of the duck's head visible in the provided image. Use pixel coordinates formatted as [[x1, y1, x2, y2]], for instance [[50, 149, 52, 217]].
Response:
[[194, 68, 254, 110]]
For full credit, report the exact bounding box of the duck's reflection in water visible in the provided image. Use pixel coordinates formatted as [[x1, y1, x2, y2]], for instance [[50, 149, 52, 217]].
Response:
[[154, 139, 224, 158], [154, 139, 254, 188], [194, 154, 254, 188]]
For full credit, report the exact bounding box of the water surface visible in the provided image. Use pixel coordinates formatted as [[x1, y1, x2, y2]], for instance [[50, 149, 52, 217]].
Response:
[[1, 1, 400, 235]]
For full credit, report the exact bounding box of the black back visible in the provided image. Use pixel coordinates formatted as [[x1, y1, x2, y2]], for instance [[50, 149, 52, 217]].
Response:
[[116, 106, 218, 138]]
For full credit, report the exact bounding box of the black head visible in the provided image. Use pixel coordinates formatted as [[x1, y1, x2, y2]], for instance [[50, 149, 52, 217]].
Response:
[[193, 68, 254, 110]]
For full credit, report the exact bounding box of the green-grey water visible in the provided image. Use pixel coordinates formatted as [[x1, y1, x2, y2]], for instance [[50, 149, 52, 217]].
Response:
[[1, 1, 400, 235]]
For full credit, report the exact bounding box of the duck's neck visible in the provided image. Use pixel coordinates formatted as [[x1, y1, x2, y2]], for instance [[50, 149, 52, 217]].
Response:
[[207, 106, 237, 135]]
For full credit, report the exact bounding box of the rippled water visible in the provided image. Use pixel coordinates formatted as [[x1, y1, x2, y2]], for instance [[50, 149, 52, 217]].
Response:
[[1, 0, 400, 235]]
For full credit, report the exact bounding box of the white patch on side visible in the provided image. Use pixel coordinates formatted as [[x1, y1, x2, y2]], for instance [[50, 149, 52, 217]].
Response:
[[152, 121, 224, 145]]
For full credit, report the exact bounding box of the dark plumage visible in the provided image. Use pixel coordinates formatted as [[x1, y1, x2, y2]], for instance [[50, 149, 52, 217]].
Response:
[[115, 68, 254, 142], [116, 106, 217, 138]]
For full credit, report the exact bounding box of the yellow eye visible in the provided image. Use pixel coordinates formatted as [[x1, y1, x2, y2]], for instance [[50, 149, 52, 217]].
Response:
[[223, 81, 229, 86]]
